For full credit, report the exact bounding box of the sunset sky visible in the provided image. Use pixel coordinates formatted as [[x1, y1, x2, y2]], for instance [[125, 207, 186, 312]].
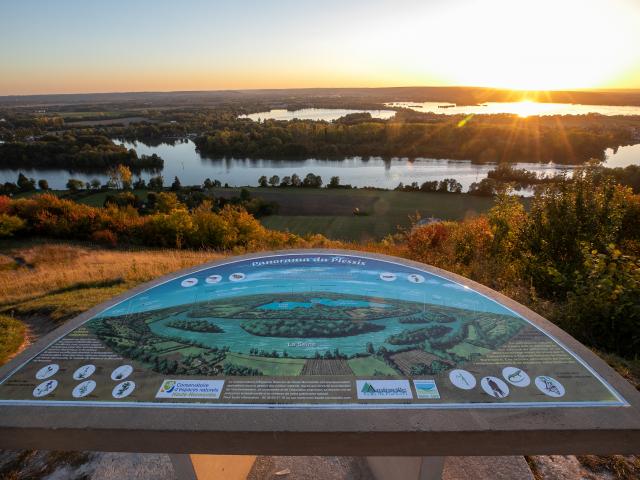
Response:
[[1, 0, 639, 95]]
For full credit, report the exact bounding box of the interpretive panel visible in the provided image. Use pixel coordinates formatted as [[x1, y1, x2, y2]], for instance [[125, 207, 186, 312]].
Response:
[[0, 252, 626, 408]]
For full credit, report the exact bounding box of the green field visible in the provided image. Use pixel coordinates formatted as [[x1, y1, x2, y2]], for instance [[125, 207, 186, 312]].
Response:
[[13, 186, 511, 242], [347, 356, 398, 376], [261, 215, 396, 242], [222, 352, 306, 376], [228, 187, 504, 241]]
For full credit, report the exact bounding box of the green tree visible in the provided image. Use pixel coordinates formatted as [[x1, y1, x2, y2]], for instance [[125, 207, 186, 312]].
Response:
[[170, 176, 182, 191], [280, 176, 291, 187], [149, 175, 164, 190], [66, 178, 84, 192], [268, 175, 280, 187], [37, 179, 49, 190], [154, 192, 184, 213], [17, 173, 35, 192]]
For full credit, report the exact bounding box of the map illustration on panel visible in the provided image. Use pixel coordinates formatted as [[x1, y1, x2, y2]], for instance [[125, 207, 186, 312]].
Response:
[[0, 253, 626, 408]]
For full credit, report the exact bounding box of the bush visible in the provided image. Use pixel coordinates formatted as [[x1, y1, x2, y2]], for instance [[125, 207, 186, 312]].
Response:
[[0, 213, 25, 237], [563, 245, 640, 358], [406, 222, 453, 263], [90, 229, 118, 247], [521, 170, 631, 297]]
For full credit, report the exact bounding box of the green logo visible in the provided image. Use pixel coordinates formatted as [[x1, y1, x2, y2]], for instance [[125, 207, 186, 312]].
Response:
[[161, 380, 176, 393], [361, 382, 376, 393]]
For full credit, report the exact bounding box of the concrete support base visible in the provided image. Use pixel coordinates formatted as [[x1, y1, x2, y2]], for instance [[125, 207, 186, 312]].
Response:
[[169, 454, 197, 480], [170, 454, 257, 480], [366, 456, 445, 480], [170, 454, 534, 480]]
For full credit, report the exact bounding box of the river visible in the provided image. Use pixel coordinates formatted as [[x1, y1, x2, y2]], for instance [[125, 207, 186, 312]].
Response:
[[1, 139, 637, 193]]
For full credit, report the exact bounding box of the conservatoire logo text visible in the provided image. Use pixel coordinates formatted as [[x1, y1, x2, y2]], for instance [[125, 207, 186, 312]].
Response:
[[156, 380, 224, 399]]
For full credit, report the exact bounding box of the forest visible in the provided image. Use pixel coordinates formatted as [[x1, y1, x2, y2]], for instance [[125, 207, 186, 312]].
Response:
[[167, 319, 223, 333], [194, 111, 638, 164], [0, 133, 163, 171], [240, 317, 385, 338]]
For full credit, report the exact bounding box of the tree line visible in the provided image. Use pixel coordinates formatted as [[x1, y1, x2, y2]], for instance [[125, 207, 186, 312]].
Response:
[[194, 112, 636, 164], [0, 133, 163, 171]]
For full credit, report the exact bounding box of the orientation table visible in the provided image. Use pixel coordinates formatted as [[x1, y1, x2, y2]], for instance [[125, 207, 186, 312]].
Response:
[[1, 250, 639, 479]]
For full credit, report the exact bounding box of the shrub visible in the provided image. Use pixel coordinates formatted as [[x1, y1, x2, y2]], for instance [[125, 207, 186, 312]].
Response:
[[90, 229, 118, 247], [563, 245, 640, 358], [406, 222, 453, 264], [521, 170, 631, 297], [0, 196, 10, 214], [0, 213, 25, 237]]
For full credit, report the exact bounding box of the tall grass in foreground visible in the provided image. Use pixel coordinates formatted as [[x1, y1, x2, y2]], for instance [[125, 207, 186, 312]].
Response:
[[0, 243, 223, 307]]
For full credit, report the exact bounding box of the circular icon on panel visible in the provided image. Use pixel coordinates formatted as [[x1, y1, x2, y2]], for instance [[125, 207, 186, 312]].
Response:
[[449, 369, 476, 390], [112, 381, 135, 399], [205, 274, 222, 284], [72, 380, 96, 398], [379, 272, 396, 282], [180, 278, 198, 288], [407, 273, 425, 284], [502, 367, 530, 387], [33, 380, 58, 398], [110, 365, 133, 381], [481, 376, 510, 398], [229, 272, 245, 282], [35, 364, 59, 380], [535, 376, 565, 398], [73, 364, 96, 381]]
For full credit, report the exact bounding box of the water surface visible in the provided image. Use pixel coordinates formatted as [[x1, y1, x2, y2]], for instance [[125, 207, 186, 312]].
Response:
[[241, 108, 396, 121], [1, 140, 637, 193], [387, 101, 640, 117]]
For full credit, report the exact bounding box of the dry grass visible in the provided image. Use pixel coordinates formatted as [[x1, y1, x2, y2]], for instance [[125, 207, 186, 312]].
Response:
[[0, 243, 223, 307], [0, 315, 26, 364], [0, 241, 225, 363], [577, 455, 640, 480]]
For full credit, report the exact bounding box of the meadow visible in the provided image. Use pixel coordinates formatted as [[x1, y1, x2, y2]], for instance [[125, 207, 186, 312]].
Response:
[[13, 187, 501, 242]]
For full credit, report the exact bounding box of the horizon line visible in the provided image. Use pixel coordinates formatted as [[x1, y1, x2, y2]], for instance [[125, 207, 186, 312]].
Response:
[[2, 85, 640, 99]]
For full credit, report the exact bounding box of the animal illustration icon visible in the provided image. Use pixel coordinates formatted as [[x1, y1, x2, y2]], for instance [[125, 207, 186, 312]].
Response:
[[36, 380, 55, 396], [508, 369, 524, 383], [457, 372, 471, 387], [539, 376, 561, 396], [488, 378, 506, 397], [117, 382, 132, 396]]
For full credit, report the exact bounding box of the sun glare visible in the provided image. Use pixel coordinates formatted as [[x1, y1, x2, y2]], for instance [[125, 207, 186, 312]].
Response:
[[392, 0, 640, 92], [510, 101, 555, 118]]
